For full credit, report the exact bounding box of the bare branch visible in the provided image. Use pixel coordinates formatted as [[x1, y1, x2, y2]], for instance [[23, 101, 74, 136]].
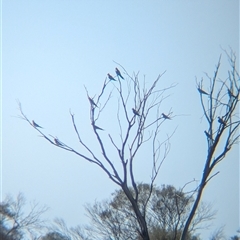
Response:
[[18, 65, 177, 240], [181, 50, 240, 240]]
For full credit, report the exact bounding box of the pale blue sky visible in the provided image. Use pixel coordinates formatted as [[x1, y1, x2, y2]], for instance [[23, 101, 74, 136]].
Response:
[[2, 0, 239, 238]]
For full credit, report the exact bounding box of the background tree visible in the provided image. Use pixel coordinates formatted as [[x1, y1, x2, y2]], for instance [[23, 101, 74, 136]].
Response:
[[18, 68, 177, 240], [209, 226, 226, 240], [0, 191, 237, 240], [229, 228, 240, 240], [40, 232, 70, 240], [82, 183, 214, 240], [41, 218, 88, 240], [0, 193, 48, 240], [181, 50, 240, 239]]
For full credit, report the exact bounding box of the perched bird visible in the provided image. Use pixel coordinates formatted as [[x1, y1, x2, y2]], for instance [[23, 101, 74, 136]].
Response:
[[32, 120, 43, 128], [132, 108, 140, 116], [197, 87, 209, 95], [108, 73, 116, 81], [115, 67, 124, 79], [162, 113, 171, 120], [218, 117, 226, 126], [227, 89, 235, 98], [54, 138, 64, 146], [204, 130, 213, 140], [88, 97, 98, 107], [93, 124, 104, 131]]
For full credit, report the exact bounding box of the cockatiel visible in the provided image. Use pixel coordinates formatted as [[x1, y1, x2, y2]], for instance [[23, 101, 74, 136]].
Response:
[[115, 67, 124, 79], [197, 87, 209, 95], [162, 113, 171, 120], [32, 120, 43, 128], [88, 97, 98, 107], [107, 73, 116, 81], [218, 117, 226, 126], [132, 108, 140, 116], [54, 138, 64, 146]]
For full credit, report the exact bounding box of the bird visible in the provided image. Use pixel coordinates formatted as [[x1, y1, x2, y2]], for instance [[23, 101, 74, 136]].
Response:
[[204, 130, 213, 140], [115, 68, 124, 79], [108, 73, 116, 81], [227, 89, 235, 98], [88, 97, 98, 107], [54, 138, 64, 146], [94, 125, 104, 131], [218, 117, 226, 126], [32, 120, 43, 128], [162, 113, 171, 120], [197, 87, 209, 95], [93, 124, 104, 131], [132, 108, 140, 116]]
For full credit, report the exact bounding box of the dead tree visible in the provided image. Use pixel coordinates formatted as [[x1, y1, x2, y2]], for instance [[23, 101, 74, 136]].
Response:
[[18, 67, 176, 240], [181, 50, 240, 240]]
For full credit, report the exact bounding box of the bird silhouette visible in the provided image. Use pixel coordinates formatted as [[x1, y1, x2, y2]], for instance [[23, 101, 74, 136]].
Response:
[[227, 89, 235, 98], [204, 130, 213, 140], [32, 120, 43, 128], [93, 124, 104, 131], [197, 87, 209, 95], [115, 68, 124, 79], [218, 117, 226, 126], [132, 108, 140, 116], [162, 113, 171, 120], [108, 73, 116, 81], [88, 97, 98, 107], [54, 138, 64, 146]]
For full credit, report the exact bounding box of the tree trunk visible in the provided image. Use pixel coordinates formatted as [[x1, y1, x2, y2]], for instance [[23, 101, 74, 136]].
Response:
[[180, 182, 205, 240], [121, 184, 150, 240]]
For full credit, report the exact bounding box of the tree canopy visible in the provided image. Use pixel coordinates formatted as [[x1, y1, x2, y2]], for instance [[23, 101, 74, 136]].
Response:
[[0, 193, 48, 240], [82, 183, 214, 240]]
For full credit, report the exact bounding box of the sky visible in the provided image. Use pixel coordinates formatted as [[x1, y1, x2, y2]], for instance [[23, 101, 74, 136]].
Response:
[[1, 0, 239, 239]]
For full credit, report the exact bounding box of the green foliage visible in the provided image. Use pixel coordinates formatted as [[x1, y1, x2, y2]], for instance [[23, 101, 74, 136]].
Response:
[[83, 184, 211, 240], [230, 236, 240, 240], [0, 193, 48, 240], [40, 231, 70, 240]]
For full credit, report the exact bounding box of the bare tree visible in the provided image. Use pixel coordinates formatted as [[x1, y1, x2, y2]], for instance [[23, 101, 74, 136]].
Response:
[[18, 68, 177, 240], [0, 192, 48, 240], [181, 50, 240, 239]]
